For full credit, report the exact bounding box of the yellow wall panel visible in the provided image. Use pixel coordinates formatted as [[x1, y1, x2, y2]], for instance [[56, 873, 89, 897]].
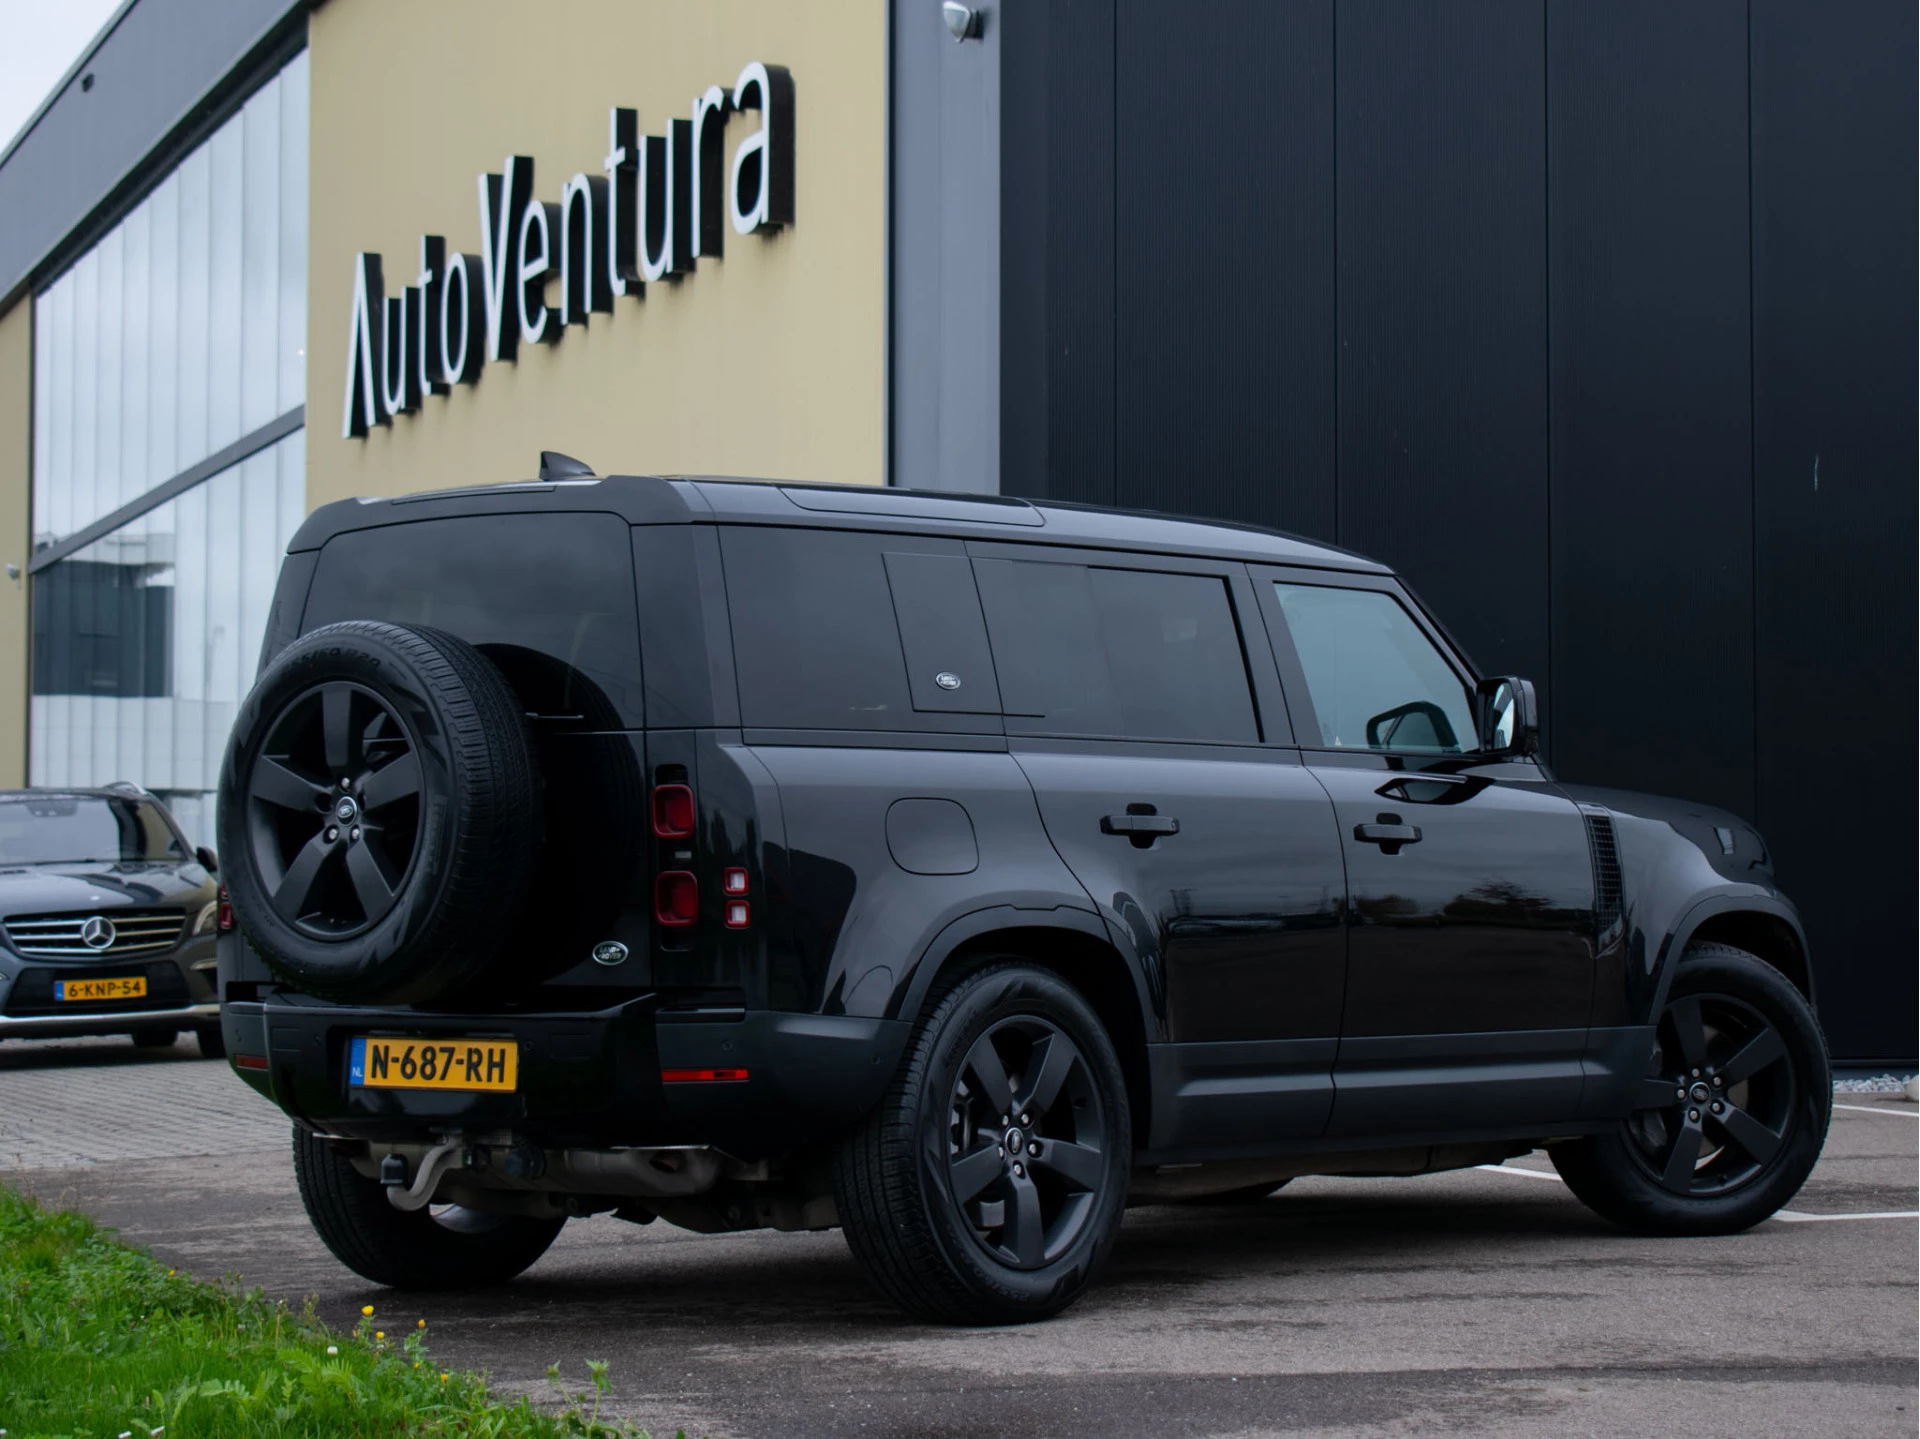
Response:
[[306, 0, 887, 510]]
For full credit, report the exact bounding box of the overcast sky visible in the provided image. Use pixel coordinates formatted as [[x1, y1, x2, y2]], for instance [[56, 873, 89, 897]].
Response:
[[0, 0, 125, 154]]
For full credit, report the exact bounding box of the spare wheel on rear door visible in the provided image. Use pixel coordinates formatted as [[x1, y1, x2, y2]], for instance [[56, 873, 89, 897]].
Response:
[[216, 620, 541, 1004]]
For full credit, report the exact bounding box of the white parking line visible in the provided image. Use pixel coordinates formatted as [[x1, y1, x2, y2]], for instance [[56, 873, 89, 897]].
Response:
[[1470, 1165, 1917, 1224], [1773, 1210, 1920, 1223], [1832, 1103, 1919, 1119], [1473, 1164, 1562, 1181]]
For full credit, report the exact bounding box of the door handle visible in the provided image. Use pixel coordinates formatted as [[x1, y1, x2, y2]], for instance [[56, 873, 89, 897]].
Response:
[[1354, 813, 1422, 855], [1101, 811, 1179, 848], [1102, 813, 1179, 836]]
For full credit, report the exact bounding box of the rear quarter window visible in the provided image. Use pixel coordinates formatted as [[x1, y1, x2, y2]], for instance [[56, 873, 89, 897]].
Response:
[[719, 527, 999, 733], [301, 513, 643, 726]]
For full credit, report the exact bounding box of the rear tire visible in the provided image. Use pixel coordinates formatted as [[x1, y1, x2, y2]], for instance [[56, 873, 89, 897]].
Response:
[[194, 1021, 226, 1059], [1552, 943, 1830, 1235], [834, 961, 1131, 1325], [130, 1026, 179, 1049], [292, 1128, 564, 1289]]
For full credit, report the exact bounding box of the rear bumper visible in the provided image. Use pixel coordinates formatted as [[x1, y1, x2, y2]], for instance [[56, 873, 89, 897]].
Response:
[[0, 1001, 218, 1039], [226, 996, 909, 1159]]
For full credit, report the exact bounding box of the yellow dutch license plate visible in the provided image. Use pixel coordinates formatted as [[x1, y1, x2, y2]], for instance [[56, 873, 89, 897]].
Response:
[[349, 1036, 518, 1092], [54, 976, 146, 1002]]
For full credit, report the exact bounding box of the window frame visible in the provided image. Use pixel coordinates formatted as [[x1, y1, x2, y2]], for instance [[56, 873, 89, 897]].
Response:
[[965, 540, 1291, 746], [1250, 564, 1486, 759]]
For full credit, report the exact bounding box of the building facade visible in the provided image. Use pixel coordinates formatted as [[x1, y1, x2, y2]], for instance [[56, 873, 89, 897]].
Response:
[[0, 0, 1911, 1062]]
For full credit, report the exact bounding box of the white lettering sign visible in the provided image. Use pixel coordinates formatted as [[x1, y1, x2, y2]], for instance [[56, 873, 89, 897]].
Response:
[[343, 62, 794, 439]]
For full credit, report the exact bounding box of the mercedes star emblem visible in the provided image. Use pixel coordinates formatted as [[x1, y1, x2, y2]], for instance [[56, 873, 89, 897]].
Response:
[[79, 915, 116, 950]]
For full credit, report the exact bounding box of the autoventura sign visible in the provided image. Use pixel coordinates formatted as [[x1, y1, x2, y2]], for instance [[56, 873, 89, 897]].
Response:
[[341, 62, 794, 439]]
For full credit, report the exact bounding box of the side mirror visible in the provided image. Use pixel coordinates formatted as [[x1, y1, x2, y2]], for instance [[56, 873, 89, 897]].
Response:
[[1474, 677, 1539, 757], [195, 845, 219, 873]]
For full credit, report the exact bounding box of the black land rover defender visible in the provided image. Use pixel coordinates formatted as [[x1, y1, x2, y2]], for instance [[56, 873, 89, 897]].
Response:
[[216, 475, 1830, 1324]]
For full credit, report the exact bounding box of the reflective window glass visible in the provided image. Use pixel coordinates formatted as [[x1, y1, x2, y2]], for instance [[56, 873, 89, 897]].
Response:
[[25, 49, 309, 849], [1272, 583, 1474, 753], [975, 559, 1258, 743], [302, 515, 644, 726], [29, 51, 308, 550], [29, 432, 307, 846], [721, 527, 915, 730]]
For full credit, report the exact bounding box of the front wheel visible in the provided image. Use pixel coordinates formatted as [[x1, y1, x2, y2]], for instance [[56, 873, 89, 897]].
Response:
[[292, 1129, 564, 1289], [1552, 943, 1830, 1235], [834, 962, 1132, 1324]]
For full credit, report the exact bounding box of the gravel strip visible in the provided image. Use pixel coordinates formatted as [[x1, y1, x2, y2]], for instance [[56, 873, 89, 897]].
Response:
[[1833, 1074, 1918, 1094]]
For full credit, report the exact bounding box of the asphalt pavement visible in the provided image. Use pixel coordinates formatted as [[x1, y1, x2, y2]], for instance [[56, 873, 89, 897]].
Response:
[[2, 1034, 1914, 1438]]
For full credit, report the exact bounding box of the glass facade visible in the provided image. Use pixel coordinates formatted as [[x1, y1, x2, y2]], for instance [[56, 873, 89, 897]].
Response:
[[28, 53, 309, 846]]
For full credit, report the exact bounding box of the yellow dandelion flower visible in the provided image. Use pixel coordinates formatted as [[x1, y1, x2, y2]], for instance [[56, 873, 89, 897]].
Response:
[[418, 1318, 427, 1328], [376, 1331, 385, 1340], [361, 1305, 375, 1317], [414, 1361, 422, 1369]]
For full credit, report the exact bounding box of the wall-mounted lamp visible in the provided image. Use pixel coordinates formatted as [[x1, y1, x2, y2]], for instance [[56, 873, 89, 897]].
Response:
[[4, 564, 18, 583], [942, 2, 981, 42]]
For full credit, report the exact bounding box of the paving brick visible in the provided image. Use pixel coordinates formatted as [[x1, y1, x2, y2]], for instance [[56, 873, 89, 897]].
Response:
[[0, 1036, 287, 1170]]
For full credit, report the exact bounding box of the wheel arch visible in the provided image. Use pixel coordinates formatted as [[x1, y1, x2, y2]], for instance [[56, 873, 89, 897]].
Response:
[[895, 908, 1155, 1151], [1654, 894, 1815, 1015]]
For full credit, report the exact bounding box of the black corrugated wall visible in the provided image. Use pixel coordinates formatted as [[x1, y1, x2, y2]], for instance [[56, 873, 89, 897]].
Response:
[[999, 0, 1918, 1063]]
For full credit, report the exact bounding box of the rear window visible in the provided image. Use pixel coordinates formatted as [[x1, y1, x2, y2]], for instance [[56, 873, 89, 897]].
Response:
[[974, 559, 1259, 742], [302, 514, 643, 726]]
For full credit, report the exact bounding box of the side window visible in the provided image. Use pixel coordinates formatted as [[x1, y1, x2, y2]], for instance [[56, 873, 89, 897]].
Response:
[[1272, 582, 1474, 753], [727, 527, 1004, 731], [303, 513, 643, 725], [975, 558, 1259, 743], [883, 551, 1001, 715]]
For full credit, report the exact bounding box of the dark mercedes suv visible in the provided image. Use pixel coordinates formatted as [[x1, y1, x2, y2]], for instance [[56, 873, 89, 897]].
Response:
[[0, 784, 224, 1054], [216, 475, 1830, 1324]]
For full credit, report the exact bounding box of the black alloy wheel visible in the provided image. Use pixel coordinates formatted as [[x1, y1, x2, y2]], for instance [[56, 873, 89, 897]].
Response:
[[834, 961, 1131, 1324], [1551, 942, 1830, 1235], [1621, 990, 1794, 1198], [248, 681, 423, 938], [946, 1017, 1109, 1270]]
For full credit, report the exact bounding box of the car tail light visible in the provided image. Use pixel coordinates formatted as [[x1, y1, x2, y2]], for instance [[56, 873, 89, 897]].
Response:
[[217, 886, 234, 934], [233, 1053, 268, 1071], [655, 870, 698, 927], [652, 784, 696, 838], [661, 1067, 749, 1083], [722, 867, 748, 895]]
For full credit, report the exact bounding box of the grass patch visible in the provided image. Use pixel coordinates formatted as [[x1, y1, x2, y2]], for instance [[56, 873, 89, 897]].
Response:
[[0, 1184, 662, 1437]]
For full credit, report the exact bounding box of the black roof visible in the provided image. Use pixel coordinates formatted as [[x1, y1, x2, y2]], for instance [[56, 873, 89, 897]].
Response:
[[288, 474, 1386, 574]]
